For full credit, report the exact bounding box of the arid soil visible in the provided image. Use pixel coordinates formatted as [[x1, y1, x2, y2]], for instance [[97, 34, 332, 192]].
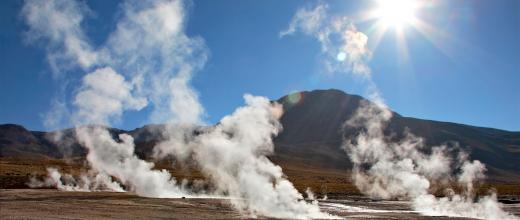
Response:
[[0, 189, 242, 220], [2, 189, 519, 219]]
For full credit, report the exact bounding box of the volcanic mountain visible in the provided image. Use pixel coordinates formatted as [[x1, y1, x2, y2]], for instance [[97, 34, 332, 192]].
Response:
[[1, 89, 519, 190], [271, 89, 520, 183]]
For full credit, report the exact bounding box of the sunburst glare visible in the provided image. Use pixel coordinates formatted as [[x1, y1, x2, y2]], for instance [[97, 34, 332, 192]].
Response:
[[362, 0, 436, 63], [373, 0, 419, 30]]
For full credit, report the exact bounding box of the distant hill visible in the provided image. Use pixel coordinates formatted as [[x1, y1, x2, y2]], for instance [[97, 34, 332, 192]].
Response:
[[1, 89, 519, 183], [272, 89, 520, 182]]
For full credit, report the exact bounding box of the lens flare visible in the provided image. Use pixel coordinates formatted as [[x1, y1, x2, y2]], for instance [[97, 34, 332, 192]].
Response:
[[336, 52, 347, 61], [287, 92, 303, 105]]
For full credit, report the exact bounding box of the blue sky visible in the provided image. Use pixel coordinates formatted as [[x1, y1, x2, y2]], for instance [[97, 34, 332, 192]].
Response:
[[1, 0, 519, 131]]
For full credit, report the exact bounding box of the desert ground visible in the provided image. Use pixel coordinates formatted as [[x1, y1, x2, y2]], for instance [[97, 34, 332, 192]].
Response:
[[2, 157, 520, 219], [1, 189, 519, 219]]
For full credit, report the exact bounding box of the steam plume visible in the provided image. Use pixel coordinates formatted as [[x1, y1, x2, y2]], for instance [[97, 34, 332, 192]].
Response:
[[22, 0, 205, 198], [285, 3, 518, 219], [28, 167, 124, 192], [344, 101, 518, 219], [22, 0, 333, 218], [21, 0, 98, 75], [154, 95, 332, 218]]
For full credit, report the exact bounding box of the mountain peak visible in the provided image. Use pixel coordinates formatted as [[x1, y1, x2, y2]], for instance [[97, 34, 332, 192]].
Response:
[[276, 89, 365, 146], [0, 124, 29, 132], [278, 88, 363, 101]]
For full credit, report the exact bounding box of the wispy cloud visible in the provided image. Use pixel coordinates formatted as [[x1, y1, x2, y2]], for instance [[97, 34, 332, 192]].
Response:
[[21, 0, 98, 75], [281, 3, 372, 76], [73, 67, 147, 125], [42, 99, 70, 129], [22, 0, 208, 127], [105, 0, 208, 125]]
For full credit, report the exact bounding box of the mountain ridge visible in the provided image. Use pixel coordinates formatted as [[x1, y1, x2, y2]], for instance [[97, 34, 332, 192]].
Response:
[[1, 89, 519, 183]]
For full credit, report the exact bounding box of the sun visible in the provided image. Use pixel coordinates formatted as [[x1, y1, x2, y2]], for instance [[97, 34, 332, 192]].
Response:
[[363, 0, 427, 61], [363, 0, 447, 64], [373, 0, 419, 30]]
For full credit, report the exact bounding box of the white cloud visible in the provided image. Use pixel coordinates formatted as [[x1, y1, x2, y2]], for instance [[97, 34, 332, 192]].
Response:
[[42, 99, 70, 129], [168, 72, 205, 125], [73, 67, 147, 125], [279, 4, 328, 37], [21, 0, 98, 75], [281, 4, 372, 76], [106, 0, 208, 125], [23, 0, 207, 126]]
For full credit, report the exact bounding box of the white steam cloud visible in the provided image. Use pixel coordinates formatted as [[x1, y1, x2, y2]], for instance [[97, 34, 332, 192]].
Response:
[[105, 0, 207, 125], [285, 3, 518, 220], [23, 0, 197, 200], [21, 0, 98, 75], [73, 67, 147, 125], [76, 126, 187, 198], [154, 95, 331, 218], [344, 101, 518, 219], [22, 0, 207, 198], [23, 0, 332, 218], [280, 4, 371, 76], [28, 167, 124, 192]]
